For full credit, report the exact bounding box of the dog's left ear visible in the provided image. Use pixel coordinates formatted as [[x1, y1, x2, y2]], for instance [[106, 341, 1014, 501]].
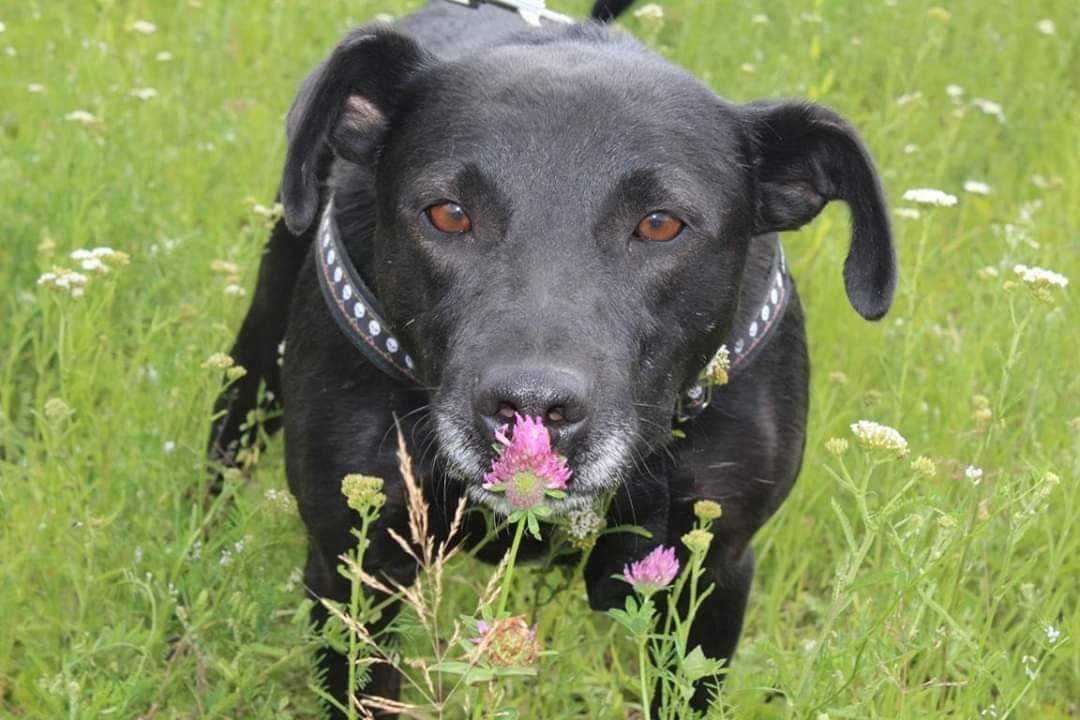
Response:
[[743, 101, 895, 320], [281, 26, 430, 235]]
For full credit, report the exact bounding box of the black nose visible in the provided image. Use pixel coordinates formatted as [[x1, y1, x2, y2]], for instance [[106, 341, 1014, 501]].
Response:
[[473, 364, 590, 448]]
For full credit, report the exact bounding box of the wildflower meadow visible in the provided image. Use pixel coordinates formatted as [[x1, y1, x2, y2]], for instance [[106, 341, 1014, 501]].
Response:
[[0, 1, 1076, 718]]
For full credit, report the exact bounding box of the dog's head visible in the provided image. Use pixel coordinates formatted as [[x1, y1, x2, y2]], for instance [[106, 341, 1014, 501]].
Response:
[[281, 24, 894, 510]]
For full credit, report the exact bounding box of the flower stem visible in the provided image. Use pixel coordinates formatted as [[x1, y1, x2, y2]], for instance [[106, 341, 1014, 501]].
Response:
[[638, 636, 652, 720], [496, 515, 528, 617], [346, 515, 372, 720]]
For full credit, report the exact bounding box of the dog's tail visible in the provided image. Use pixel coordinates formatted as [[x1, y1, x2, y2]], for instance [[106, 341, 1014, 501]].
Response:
[[590, 0, 637, 22]]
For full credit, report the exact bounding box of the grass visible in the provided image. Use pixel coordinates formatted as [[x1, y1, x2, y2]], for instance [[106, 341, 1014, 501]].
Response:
[[0, 0, 1076, 717]]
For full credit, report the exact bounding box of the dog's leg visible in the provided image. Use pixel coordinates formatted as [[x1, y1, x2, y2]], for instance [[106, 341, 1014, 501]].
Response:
[[206, 216, 311, 489]]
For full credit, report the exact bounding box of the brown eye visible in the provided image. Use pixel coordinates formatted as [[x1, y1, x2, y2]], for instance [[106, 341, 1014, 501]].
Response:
[[426, 202, 472, 234], [635, 211, 684, 242]]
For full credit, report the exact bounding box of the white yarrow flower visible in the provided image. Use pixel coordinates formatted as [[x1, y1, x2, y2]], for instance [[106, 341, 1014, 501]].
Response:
[[751, 13, 770, 24], [130, 87, 158, 101], [567, 508, 605, 541], [963, 180, 991, 196], [850, 420, 909, 456], [1035, 19, 1055, 35], [894, 207, 922, 220], [223, 283, 246, 297], [155, 50, 173, 62], [130, 20, 157, 35], [902, 188, 958, 207], [964, 465, 983, 484], [634, 3, 664, 22], [895, 91, 922, 106], [65, 110, 98, 125], [1044, 624, 1061, 643], [972, 97, 1005, 122], [945, 84, 964, 99], [28, 83, 46, 94], [1013, 264, 1068, 289], [38, 268, 90, 297]]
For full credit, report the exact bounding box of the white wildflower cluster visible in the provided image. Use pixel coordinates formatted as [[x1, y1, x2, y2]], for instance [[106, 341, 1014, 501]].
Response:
[[703, 344, 730, 386], [283, 566, 303, 592], [893, 207, 921, 221], [566, 507, 605, 542], [963, 180, 991, 196], [895, 91, 922, 107], [201, 352, 235, 370], [37, 267, 89, 297], [211, 258, 246, 297], [264, 487, 297, 514], [633, 3, 664, 22], [964, 465, 983, 485], [218, 536, 249, 567], [70, 246, 130, 273], [129, 20, 157, 35], [65, 110, 98, 125], [39, 247, 130, 297], [850, 420, 909, 457], [1013, 264, 1068, 290], [1011, 264, 1069, 304], [129, 87, 158, 101], [1035, 19, 1055, 35], [902, 188, 958, 207], [971, 97, 1005, 122], [44, 397, 75, 423], [251, 202, 284, 221], [1044, 624, 1061, 644]]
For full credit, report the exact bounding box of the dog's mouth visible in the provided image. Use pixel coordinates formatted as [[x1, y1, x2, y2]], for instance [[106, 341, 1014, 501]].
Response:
[[433, 409, 634, 516]]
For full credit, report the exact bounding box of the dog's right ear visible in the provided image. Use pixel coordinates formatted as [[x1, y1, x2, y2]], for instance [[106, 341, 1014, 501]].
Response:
[[281, 26, 430, 235]]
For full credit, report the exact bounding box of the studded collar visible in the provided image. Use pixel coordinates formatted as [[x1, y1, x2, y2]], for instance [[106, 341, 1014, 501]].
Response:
[[314, 198, 792, 421], [443, 0, 573, 26]]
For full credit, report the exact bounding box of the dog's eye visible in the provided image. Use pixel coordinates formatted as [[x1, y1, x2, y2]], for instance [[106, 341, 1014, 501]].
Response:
[[426, 202, 472, 234], [635, 211, 684, 242]]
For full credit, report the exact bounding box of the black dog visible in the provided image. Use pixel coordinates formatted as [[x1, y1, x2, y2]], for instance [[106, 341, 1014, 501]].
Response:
[[208, 0, 894, 715]]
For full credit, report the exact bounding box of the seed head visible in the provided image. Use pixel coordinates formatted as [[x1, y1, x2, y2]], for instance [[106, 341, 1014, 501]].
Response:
[[911, 455, 937, 478], [693, 499, 723, 522], [341, 474, 386, 511], [825, 437, 849, 457], [681, 528, 714, 555]]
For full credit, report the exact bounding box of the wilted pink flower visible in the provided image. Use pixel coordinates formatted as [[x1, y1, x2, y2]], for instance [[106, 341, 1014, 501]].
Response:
[[623, 545, 680, 595], [483, 414, 571, 509], [471, 616, 539, 667]]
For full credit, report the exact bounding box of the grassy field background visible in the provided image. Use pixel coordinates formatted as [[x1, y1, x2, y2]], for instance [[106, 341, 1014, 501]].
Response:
[[0, 0, 1076, 717]]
